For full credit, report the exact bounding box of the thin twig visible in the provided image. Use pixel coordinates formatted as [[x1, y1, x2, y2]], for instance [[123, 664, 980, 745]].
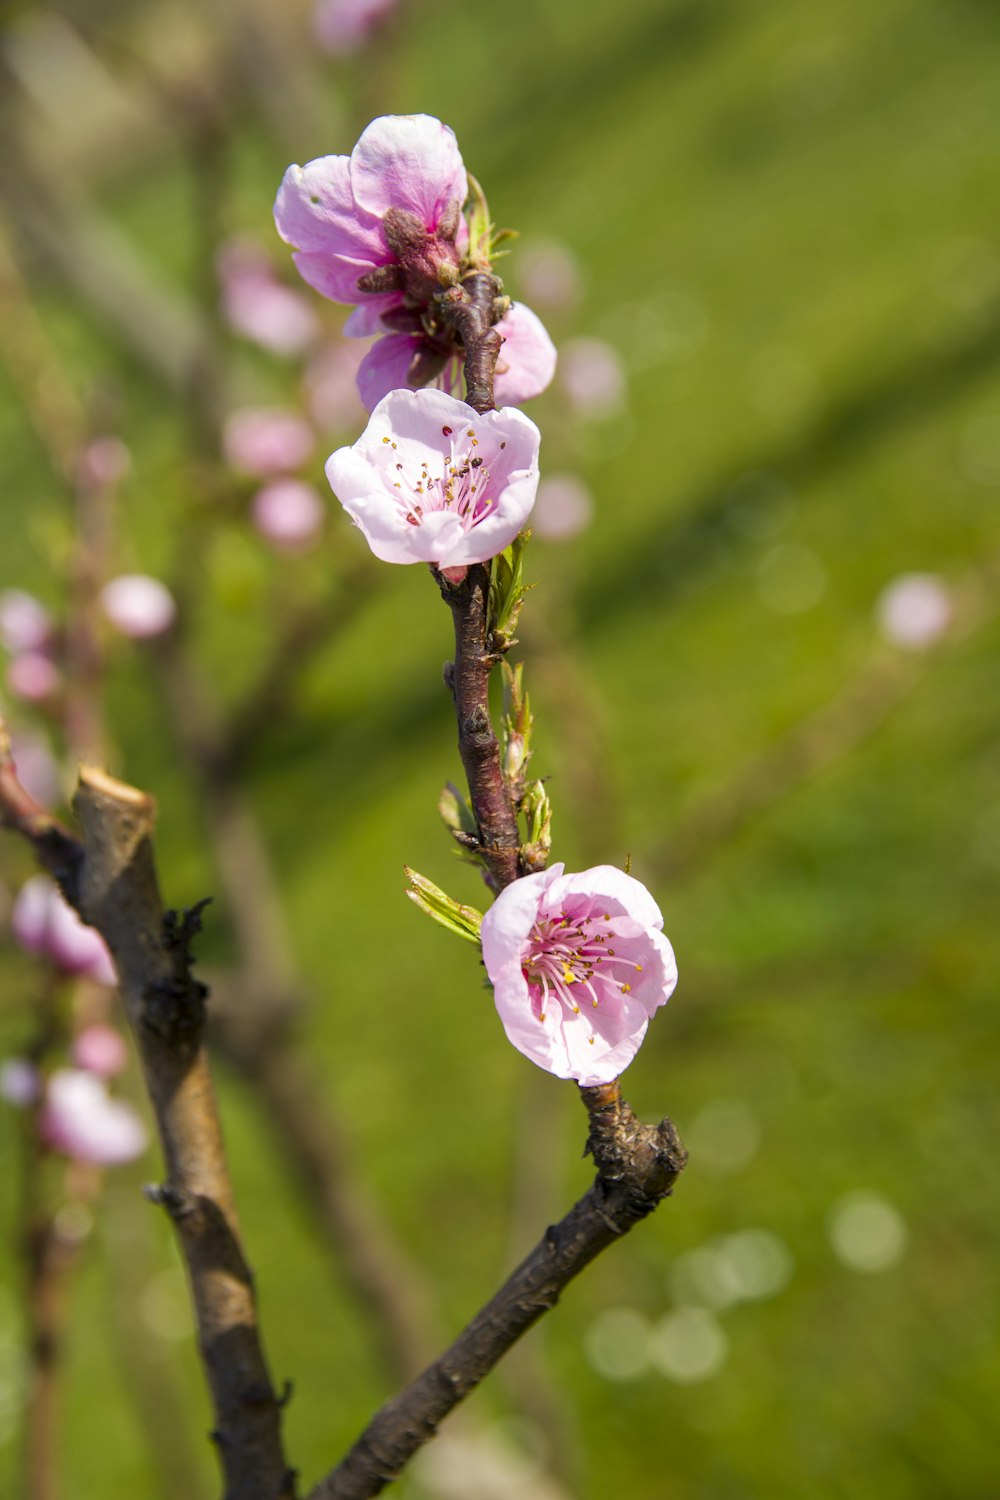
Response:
[[308, 1082, 685, 1500]]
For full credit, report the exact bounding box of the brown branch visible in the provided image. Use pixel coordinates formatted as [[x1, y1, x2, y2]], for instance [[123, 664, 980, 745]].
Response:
[[446, 567, 522, 892], [0, 729, 295, 1500], [308, 1082, 685, 1500]]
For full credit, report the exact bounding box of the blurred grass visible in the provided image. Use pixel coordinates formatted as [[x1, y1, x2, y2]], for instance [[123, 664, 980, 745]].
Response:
[[1, 0, 999, 1496]]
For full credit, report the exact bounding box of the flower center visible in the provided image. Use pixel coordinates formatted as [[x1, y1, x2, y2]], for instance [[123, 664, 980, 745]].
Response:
[[522, 910, 643, 1028], [382, 425, 498, 531]]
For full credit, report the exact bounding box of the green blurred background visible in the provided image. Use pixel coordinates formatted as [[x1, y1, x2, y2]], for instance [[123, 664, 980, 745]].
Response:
[[1, 0, 998, 1495]]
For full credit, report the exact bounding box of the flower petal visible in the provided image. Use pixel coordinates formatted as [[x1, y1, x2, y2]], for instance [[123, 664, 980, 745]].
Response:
[[274, 156, 385, 263], [493, 302, 558, 405], [350, 114, 467, 227]]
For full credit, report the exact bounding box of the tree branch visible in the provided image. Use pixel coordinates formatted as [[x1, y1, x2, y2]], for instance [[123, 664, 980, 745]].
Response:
[[307, 1081, 684, 1500], [0, 725, 295, 1500]]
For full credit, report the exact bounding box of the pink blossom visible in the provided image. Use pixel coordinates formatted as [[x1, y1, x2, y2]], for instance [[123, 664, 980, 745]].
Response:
[[877, 573, 952, 650], [12, 876, 117, 987], [222, 407, 316, 476], [72, 1024, 128, 1078], [0, 589, 52, 654], [6, 652, 60, 703], [560, 337, 626, 417], [101, 575, 177, 639], [325, 388, 540, 570], [532, 474, 594, 540], [41, 1069, 147, 1165], [78, 436, 131, 490], [6, 730, 61, 808], [354, 303, 557, 414], [312, 0, 399, 54], [251, 479, 325, 550], [217, 237, 319, 356], [0, 1058, 40, 1108], [480, 863, 677, 1086], [274, 114, 467, 325]]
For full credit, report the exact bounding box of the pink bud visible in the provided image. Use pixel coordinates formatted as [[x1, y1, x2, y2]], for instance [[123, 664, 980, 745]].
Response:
[[222, 407, 316, 476], [78, 437, 131, 490], [6, 652, 60, 703], [312, 0, 399, 54], [6, 730, 61, 808], [0, 1058, 41, 1108], [218, 237, 319, 356], [100, 575, 177, 639], [41, 1069, 147, 1166], [876, 573, 952, 650], [251, 479, 325, 550], [532, 474, 594, 540], [0, 590, 53, 654], [12, 876, 117, 987], [72, 1024, 129, 1078], [559, 337, 626, 418]]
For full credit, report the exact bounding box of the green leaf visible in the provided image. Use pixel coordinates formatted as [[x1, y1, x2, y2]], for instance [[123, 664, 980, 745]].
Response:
[[404, 867, 483, 944]]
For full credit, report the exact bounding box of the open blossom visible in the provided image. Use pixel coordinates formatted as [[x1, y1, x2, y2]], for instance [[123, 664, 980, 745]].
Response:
[[275, 114, 555, 408], [326, 388, 540, 572], [41, 1069, 147, 1166], [101, 575, 177, 639], [12, 875, 117, 987], [480, 863, 677, 1086]]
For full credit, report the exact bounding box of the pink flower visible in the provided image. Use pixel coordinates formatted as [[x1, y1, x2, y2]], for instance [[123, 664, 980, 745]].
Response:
[[101, 575, 177, 639], [355, 302, 557, 414], [876, 573, 952, 650], [480, 863, 678, 1086], [6, 730, 61, 808], [251, 479, 325, 550], [222, 407, 316, 476], [6, 652, 60, 703], [0, 589, 53, 654], [274, 114, 467, 329], [72, 1024, 128, 1079], [78, 436, 131, 490], [325, 388, 540, 570], [217, 237, 319, 356], [312, 0, 399, 54], [275, 116, 556, 410], [12, 876, 117, 988], [517, 239, 582, 312], [41, 1069, 147, 1166]]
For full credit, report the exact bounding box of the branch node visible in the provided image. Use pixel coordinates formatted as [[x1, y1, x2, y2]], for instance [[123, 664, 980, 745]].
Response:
[[141, 899, 212, 1041]]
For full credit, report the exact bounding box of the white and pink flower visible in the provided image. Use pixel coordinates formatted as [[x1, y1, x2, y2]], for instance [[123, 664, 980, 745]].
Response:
[[12, 875, 117, 988], [101, 575, 177, 639], [222, 407, 316, 477], [41, 1068, 147, 1166], [325, 388, 540, 573], [480, 863, 677, 1086], [217, 237, 319, 356], [251, 479, 325, 550], [876, 573, 952, 650]]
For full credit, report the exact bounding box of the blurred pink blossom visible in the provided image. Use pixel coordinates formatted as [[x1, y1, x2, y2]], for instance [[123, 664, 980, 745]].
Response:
[[72, 1024, 128, 1079], [251, 479, 325, 550], [480, 863, 677, 1085], [517, 240, 582, 313], [877, 573, 952, 649], [41, 1069, 147, 1166], [312, 0, 399, 54], [78, 436, 131, 490], [12, 875, 117, 987], [325, 388, 540, 572], [532, 474, 594, 540], [101, 575, 177, 639], [6, 652, 60, 703], [559, 337, 626, 417], [0, 589, 53, 655], [0, 1058, 40, 1108], [217, 237, 319, 356], [222, 408, 316, 476], [6, 730, 61, 808]]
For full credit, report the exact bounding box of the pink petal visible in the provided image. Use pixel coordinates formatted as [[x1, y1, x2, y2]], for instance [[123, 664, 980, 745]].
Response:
[[251, 479, 325, 550], [6, 652, 60, 702], [532, 474, 594, 540], [493, 303, 557, 405], [101, 576, 176, 639], [274, 155, 385, 265], [0, 589, 53, 654], [72, 1024, 129, 1078], [42, 1069, 147, 1166], [356, 333, 423, 413], [11, 876, 117, 987], [312, 0, 398, 54], [223, 408, 316, 476], [350, 115, 467, 228]]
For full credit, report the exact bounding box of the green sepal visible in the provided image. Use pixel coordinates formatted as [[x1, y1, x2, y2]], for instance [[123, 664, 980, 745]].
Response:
[[488, 531, 532, 649], [404, 867, 483, 944], [500, 661, 533, 793], [438, 781, 478, 838]]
